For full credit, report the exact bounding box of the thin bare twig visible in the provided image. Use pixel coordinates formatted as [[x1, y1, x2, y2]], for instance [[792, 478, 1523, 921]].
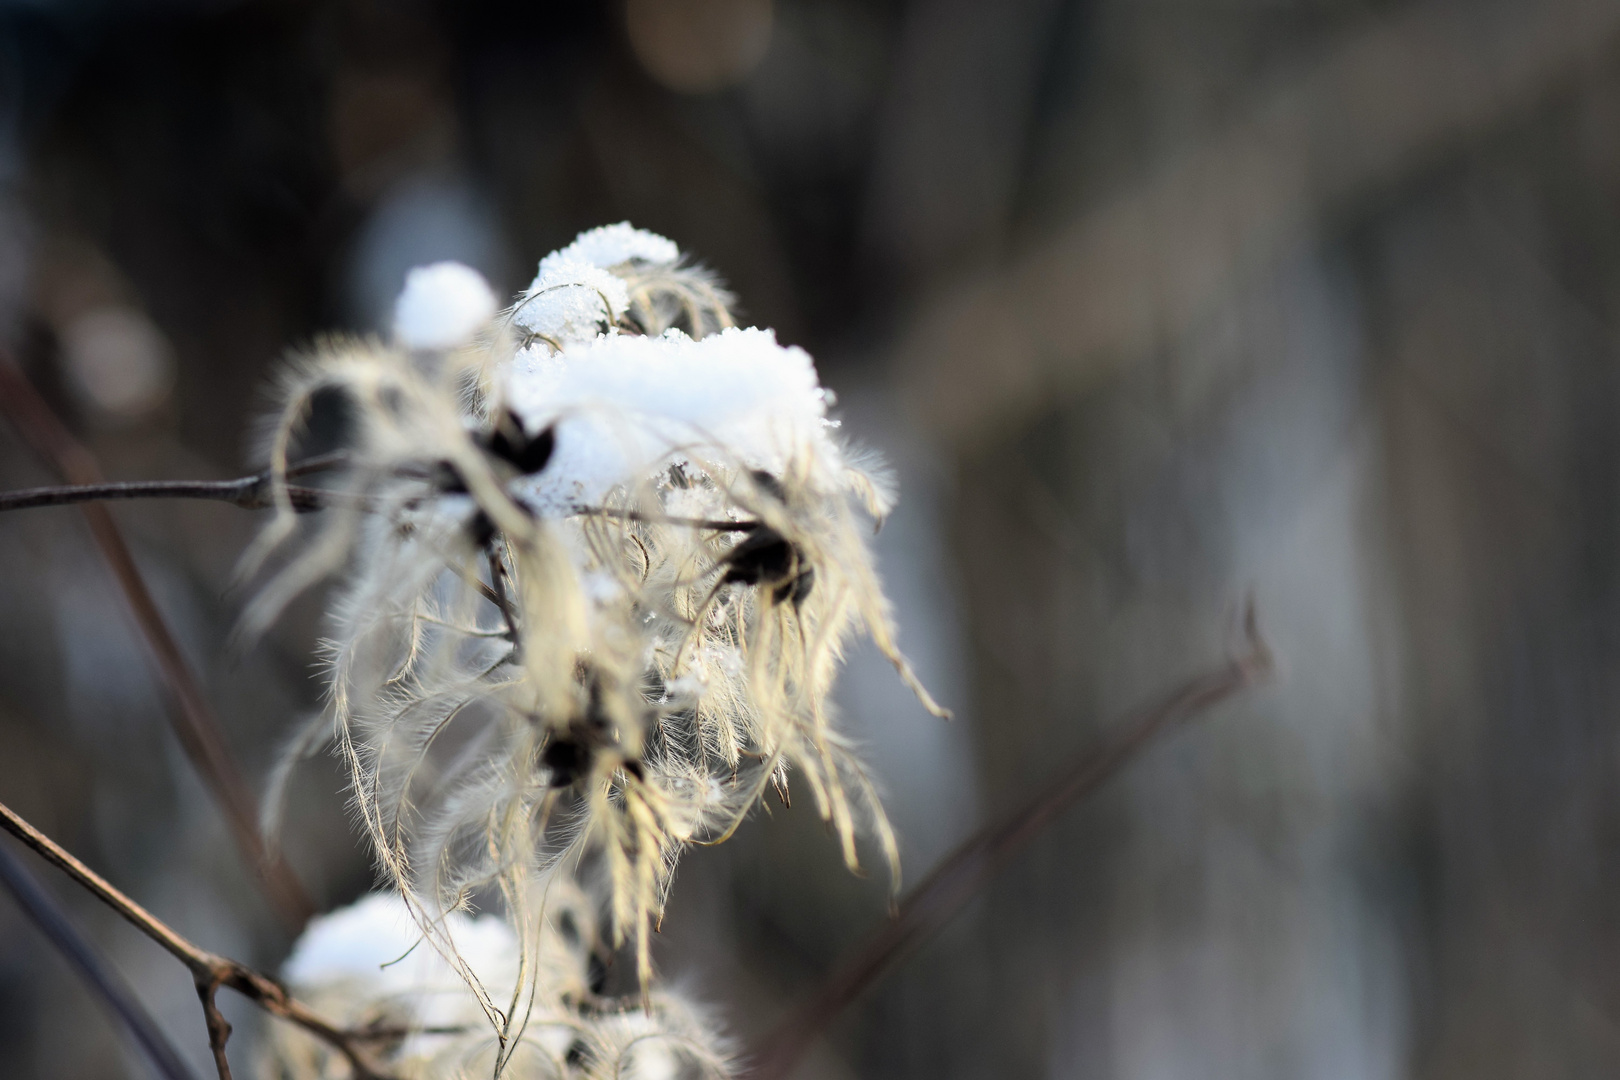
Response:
[[0, 472, 759, 533], [0, 838, 200, 1080], [0, 454, 349, 514], [0, 799, 397, 1080], [0, 357, 316, 929], [745, 610, 1274, 1080]]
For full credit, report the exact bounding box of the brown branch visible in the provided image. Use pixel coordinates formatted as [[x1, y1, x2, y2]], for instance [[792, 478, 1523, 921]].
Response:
[[745, 609, 1274, 1080], [0, 357, 316, 929], [0, 798, 398, 1080], [0, 462, 348, 514]]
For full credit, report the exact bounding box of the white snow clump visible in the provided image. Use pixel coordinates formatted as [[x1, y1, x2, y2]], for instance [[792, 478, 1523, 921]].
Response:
[[509, 223, 683, 347], [392, 261, 499, 350], [503, 326, 836, 517]]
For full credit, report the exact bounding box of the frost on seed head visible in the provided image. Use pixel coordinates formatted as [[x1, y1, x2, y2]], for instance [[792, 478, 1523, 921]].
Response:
[[509, 223, 685, 350], [511, 257, 631, 348], [392, 261, 499, 351], [510, 223, 735, 350], [247, 222, 944, 1061]]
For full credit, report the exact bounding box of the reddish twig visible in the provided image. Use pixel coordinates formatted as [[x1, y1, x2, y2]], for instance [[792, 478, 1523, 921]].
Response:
[[0, 357, 315, 929], [745, 610, 1274, 1079], [0, 799, 397, 1080]]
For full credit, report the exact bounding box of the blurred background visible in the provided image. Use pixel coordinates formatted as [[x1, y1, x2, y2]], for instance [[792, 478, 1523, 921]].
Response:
[[2, 0, 1619, 1076]]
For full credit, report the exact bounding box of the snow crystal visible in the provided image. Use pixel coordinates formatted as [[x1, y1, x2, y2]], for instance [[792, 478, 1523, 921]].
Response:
[[510, 258, 630, 345], [510, 225, 681, 347]]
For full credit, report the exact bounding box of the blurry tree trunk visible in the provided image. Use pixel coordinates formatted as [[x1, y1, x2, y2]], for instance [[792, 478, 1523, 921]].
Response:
[[875, 3, 1620, 1079]]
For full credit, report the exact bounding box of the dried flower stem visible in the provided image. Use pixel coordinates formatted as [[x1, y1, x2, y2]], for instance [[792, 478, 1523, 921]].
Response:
[[0, 357, 316, 929], [0, 799, 398, 1080], [746, 610, 1274, 1080], [0, 838, 200, 1080]]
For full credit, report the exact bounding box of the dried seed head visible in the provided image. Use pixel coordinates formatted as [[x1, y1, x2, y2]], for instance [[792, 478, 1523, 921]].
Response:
[[251, 223, 945, 1014]]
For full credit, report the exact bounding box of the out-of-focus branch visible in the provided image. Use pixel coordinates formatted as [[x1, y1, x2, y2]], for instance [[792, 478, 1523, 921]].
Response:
[[0, 357, 316, 929], [746, 608, 1273, 1080], [0, 838, 199, 1080], [0, 455, 349, 513], [0, 799, 396, 1080], [900, 0, 1620, 447]]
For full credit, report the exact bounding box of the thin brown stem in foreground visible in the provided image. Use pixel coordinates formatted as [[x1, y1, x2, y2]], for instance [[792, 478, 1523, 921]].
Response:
[[0, 799, 398, 1080], [0, 357, 316, 929], [746, 610, 1274, 1080]]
